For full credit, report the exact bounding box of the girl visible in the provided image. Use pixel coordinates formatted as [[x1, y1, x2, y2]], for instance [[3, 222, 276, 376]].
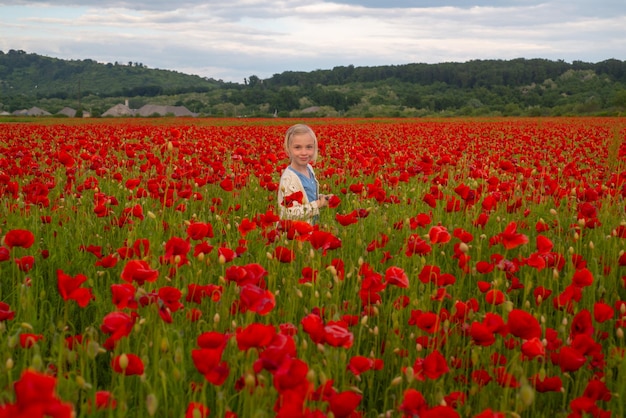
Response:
[[277, 124, 331, 223]]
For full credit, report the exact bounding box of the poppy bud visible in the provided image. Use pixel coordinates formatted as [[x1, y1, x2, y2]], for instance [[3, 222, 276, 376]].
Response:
[[405, 366, 415, 383], [146, 393, 158, 416], [32, 354, 43, 371], [391, 376, 403, 386], [118, 353, 129, 370], [519, 383, 535, 407]]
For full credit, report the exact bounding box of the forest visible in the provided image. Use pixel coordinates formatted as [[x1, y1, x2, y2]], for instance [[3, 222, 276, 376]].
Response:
[[1, 49, 625, 117]]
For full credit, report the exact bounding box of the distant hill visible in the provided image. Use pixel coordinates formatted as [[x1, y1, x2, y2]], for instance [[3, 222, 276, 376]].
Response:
[[0, 49, 224, 99], [1, 49, 625, 117]]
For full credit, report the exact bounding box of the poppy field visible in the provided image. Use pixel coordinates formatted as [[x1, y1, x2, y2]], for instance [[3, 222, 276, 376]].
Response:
[[1, 117, 626, 418]]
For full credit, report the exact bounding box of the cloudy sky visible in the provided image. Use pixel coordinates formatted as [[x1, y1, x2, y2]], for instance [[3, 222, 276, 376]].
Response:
[[1, 0, 624, 83]]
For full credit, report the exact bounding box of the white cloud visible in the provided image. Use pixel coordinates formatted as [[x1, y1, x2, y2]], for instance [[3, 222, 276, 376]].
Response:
[[0, 0, 624, 82]]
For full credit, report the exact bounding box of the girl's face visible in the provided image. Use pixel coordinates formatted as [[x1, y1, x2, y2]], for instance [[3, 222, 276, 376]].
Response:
[[288, 133, 316, 171]]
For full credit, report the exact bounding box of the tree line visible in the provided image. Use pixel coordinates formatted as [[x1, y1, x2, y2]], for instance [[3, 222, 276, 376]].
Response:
[[1, 49, 625, 117]]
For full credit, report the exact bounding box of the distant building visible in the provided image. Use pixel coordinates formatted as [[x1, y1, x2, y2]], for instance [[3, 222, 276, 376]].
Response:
[[102, 103, 135, 117], [135, 104, 196, 117], [12, 106, 51, 116], [57, 107, 77, 117], [101, 102, 196, 117]]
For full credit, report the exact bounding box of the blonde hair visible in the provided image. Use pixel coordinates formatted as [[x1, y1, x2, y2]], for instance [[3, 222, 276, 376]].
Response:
[[284, 124, 318, 163]]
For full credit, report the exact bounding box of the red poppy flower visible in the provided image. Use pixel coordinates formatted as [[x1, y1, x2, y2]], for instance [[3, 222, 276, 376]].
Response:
[[359, 269, 386, 305], [494, 367, 519, 388], [57, 269, 94, 308], [238, 283, 275, 315], [593, 302, 614, 323], [93, 390, 117, 410], [328, 390, 362, 418], [14, 255, 35, 272], [309, 230, 342, 254], [0, 246, 9, 262], [533, 286, 552, 305], [336, 210, 359, 226], [101, 311, 137, 350], [187, 222, 214, 240], [405, 234, 432, 256], [553, 284, 583, 312], [572, 268, 593, 287], [385, 266, 409, 288], [347, 355, 384, 376], [521, 337, 545, 359], [273, 245, 295, 263], [495, 221, 529, 250], [236, 323, 276, 350], [219, 178, 234, 191], [412, 311, 440, 334], [112, 353, 144, 375], [529, 374, 563, 393], [507, 309, 541, 340], [299, 266, 318, 284], [471, 369, 492, 387], [80, 244, 103, 258], [399, 388, 427, 417], [0, 301, 15, 321], [120, 259, 159, 285], [536, 235, 553, 254], [3, 229, 35, 249], [186, 402, 210, 418], [323, 321, 354, 348], [217, 246, 237, 263], [583, 379, 611, 402], [417, 265, 455, 286], [301, 312, 326, 344], [192, 340, 226, 376], [556, 346, 587, 372], [485, 289, 506, 305], [110, 283, 138, 309], [193, 241, 214, 257], [95, 254, 118, 268], [186, 283, 223, 303], [407, 213, 431, 229], [469, 322, 496, 347], [570, 309, 594, 339], [327, 194, 341, 208], [164, 236, 191, 258], [274, 357, 312, 399], [11, 369, 73, 416], [20, 333, 44, 348], [224, 263, 267, 287], [282, 191, 303, 207], [238, 218, 257, 236], [413, 349, 449, 380], [429, 225, 451, 244]]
